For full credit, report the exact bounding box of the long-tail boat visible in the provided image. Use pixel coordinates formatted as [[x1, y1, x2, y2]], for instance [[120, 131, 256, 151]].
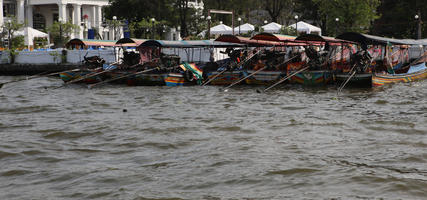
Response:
[[288, 34, 357, 86], [335, 32, 427, 87], [372, 52, 427, 86], [134, 39, 243, 86], [209, 34, 301, 86], [204, 34, 285, 86]]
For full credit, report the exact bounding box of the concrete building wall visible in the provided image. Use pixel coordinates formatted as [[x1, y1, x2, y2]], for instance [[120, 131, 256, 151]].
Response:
[[67, 49, 116, 64]]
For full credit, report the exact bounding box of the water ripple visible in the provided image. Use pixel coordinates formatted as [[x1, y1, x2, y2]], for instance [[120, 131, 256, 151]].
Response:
[[0, 76, 426, 199]]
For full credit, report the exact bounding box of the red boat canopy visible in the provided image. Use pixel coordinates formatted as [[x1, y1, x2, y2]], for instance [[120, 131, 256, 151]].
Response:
[[295, 34, 356, 46], [251, 33, 296, 42], [115, 38, 147, 47], [66, 38, 117, 49], [215, 35, 285, 46]]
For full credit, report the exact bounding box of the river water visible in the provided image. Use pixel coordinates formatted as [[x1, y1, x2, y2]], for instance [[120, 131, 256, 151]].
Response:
[[0, 76, 426, 200]]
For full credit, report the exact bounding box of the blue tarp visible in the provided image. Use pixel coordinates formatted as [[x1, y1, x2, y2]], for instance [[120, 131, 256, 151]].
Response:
[[407, 62, 427, 74]]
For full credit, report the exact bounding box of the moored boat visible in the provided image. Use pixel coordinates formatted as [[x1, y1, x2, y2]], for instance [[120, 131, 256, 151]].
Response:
[[244, 70, 284, 85], [59, 69, 104, 84], [205, 71, 242, 85], [164, 63, 203, 86], [335, 73, 373, 87], [372, 62, 427, 86], [290, 70, 333, 85], [335, 32, 427, 88], [288, 34, 356, 86]]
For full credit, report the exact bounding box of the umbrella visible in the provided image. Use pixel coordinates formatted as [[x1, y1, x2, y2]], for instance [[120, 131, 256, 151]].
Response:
[[288, 21, 322, 35], [233, 23, 255, 34], [210, 24, 233, 35], [14, 27, 49, 47], [262, 22, 282, 33]]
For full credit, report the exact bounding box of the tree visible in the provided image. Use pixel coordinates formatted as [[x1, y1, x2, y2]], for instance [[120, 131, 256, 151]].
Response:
[[264, 0, 288, 23], [204, 0, 262, 25], [372, 0, 427, 39], [47, 21, 79, 48], [313, 0, 380, 36], [177, 0, 191, 37], [1, 16, 25, 49], [104, 0, 177, 38]]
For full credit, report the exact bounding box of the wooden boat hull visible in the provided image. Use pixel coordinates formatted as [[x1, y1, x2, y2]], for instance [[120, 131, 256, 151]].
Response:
[[165, 73, 188, 86], [127, 73, 166, 86], [206, 71, 242, 85], [59, 70, 102, 84], [289, 70, 332, 85], [335, 73, 373, 87], [102, 70, 166, 86], [373, 69, 427, 86], [244, 70, 285, 85]]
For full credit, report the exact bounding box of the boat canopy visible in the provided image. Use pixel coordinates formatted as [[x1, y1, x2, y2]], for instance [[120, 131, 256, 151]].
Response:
[[184, 40, 244, 47], [336, 32, 423, 46], [295, 34, 355, 46], [66, 38, 117, 49], [137, 39, 243, 48], [215, 35, 284, 46], [115, 38, 147, 47], [250, 33, 296, 42]]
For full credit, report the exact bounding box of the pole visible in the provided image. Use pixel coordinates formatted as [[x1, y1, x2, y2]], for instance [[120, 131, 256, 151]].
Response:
[[59, 23, 62, 47], [417, 10, 422, 39], [238, 18, 241, 35], [113, 24, 116, 40], [207, 15, 211, 40], [152, 21, 155, 39], [296, 23, 298, 36], [8, 28, 11, 49], [232, 10, 235, 35], [335, 24, 337, 36], [295, 15, 299, 36]]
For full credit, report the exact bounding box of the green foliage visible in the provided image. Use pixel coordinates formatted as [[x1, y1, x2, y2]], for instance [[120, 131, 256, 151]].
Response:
[[106, 0, 427, 40], [372, 0, 427, 39], [185, 35, 203, 40], [129, 18, 168, 39], [6, 49, 19, 64], [49, 51, 61, 64], [11, 35, 25, 49], [1, 16, 25, 49], [47, 21, 79, 48], [105, 0, 177, 25], [280, 26, 297, 36], [313, 0, 380, 36], [34, 37, 48, 49]]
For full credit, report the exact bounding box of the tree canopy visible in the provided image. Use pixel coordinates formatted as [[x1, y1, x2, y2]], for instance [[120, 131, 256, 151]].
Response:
[[104, 0, 427, 39]]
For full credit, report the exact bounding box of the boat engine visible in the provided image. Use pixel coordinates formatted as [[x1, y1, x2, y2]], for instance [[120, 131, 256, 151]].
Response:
[[351, 50, 372, 73], [83, 55, 105, 69]]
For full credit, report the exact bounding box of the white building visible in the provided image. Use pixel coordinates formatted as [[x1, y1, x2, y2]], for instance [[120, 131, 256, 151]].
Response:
[[0, 0, 111, 41]]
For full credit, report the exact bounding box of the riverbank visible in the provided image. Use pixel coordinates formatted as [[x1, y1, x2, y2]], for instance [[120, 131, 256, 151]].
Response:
[[0, 64, 80, 75]]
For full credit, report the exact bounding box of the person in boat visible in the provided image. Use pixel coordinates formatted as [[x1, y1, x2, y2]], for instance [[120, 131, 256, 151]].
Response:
[[252, 60, 265, 71], [305, 46, 323, 70], [351, 49, 372, 73]]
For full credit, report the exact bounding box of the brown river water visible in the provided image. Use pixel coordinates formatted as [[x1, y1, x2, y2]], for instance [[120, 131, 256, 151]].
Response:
[[0, 76, 426, 200]]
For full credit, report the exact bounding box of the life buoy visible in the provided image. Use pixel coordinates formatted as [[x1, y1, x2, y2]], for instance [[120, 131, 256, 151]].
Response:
[[184, 70, 195, 82]]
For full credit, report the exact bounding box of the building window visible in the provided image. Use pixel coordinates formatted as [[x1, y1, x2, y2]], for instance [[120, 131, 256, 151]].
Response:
[[53, 13, 59, 22], [33, 14, 46, 31], [4, 3, 16, 17]]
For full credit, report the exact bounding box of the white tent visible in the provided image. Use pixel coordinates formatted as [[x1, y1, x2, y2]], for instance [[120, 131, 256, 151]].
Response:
[[288, 21, 322, 35], [233, 23, 255, 34], [209, 24, 233, 35], [14, 27, 49, 47], [262, 22, 282, 33]]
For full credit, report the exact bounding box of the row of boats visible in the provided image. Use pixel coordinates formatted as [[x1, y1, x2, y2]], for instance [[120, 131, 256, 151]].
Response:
[[59, 32, 427, 90]]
